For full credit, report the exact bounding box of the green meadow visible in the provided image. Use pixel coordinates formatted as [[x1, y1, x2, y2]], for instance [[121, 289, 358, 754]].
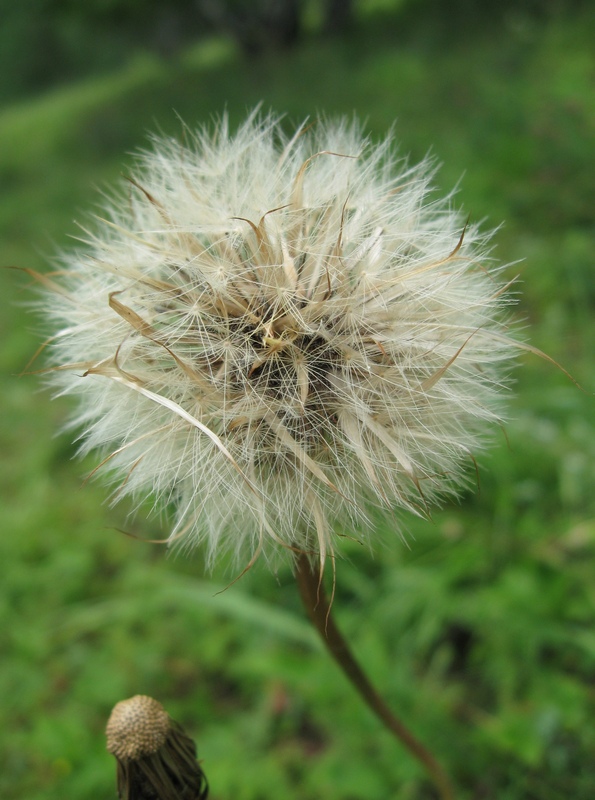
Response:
[[1, 3, 594, 798]]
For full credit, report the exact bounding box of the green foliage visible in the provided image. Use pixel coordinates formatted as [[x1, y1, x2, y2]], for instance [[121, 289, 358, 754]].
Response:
[[0, 0, 353, 105], [0, 0, 232, 105], [1, 3, 594, 798]]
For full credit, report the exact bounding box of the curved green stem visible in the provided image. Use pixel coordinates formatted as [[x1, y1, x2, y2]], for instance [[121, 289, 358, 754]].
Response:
[[295, 552, 455, 800]]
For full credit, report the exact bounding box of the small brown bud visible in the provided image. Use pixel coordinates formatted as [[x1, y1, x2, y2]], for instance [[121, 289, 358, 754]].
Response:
[[106, 695, 208, 799], [107, 695, 170, 761]]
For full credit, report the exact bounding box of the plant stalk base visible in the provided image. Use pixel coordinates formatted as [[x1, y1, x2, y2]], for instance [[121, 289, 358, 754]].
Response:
[[294, 552, 455, 800]]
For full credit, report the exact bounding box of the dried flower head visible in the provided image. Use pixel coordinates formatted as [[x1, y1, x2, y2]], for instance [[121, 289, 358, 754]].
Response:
[[107, 695, 171, 762], [43, 111, 518, 569], [106, 695, 208, 799]]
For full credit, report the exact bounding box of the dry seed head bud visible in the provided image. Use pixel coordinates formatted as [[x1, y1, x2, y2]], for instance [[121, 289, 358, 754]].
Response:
[[43, 110, 519, 569], [105, 695, 208, 799], [106, 695, 170, 761]]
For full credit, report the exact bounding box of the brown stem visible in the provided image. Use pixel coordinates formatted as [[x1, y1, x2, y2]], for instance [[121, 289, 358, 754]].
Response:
[[295, 552, 455, 800]]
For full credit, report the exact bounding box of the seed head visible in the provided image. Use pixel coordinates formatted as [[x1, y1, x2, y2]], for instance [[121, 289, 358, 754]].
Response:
[[106, 695, 208, 799], [107, 695, 170, 761], [43, 111, 518, 569]]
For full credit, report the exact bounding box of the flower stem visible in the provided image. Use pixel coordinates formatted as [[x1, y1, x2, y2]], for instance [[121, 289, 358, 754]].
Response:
[[294, 552, 455, 800]]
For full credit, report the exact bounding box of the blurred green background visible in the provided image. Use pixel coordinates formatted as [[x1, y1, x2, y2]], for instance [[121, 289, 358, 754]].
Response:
[[1, 1, 594, 798]]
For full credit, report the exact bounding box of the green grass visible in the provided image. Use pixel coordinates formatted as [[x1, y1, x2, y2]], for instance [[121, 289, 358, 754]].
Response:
[[1, 5, 594, 798]]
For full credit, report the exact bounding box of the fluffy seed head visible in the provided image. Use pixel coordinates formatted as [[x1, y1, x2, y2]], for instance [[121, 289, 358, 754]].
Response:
[[43, 111, 518, 569]]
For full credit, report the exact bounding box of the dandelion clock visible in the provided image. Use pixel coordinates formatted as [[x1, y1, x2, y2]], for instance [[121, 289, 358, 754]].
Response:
[[38, 110, 521, 798]]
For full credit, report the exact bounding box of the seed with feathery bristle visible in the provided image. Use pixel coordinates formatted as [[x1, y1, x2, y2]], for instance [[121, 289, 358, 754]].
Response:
[[41, 110, 519, 570]]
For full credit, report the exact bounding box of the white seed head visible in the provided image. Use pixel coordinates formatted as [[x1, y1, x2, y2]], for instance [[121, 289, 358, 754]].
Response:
[[44, 111, 518, 569]]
